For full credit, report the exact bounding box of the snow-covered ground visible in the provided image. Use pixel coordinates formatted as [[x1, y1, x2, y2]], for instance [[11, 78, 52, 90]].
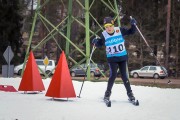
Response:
[[0, 77, 180, 120]]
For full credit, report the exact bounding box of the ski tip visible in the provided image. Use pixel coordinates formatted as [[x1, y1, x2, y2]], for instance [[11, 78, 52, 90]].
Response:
[[129, 99, 139, 106], [135, 100, 139, 106], [104, 99, 111, 107], [107, 101, 111, 107]]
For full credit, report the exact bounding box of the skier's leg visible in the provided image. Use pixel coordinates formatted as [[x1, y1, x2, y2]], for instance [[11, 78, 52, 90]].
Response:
[[118, 61, 135, 101], [104, 62, 118, 100]]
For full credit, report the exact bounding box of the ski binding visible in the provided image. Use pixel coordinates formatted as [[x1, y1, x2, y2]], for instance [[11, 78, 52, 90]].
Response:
[[129, 99, 139, 106], [104, 99, 111, 107]]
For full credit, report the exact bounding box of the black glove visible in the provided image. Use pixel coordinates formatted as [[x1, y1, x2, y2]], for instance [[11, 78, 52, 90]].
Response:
[[92, 38, 98, 45], [130, 18, 137, 25]]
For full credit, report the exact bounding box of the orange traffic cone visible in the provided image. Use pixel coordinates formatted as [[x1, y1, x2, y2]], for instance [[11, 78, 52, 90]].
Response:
[[45, 51, 76, 98], [18, 51, 45, 92]]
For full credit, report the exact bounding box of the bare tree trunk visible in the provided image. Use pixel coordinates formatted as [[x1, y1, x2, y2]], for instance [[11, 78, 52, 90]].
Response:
[[140, 37, 143, 67], [165, 0, 171, 69], [31, 0, 33, 16], [56, 4, 64, 62], [39, 0, 46, 58], [139, 23, 144, 67], [175, 17, 180, 78]]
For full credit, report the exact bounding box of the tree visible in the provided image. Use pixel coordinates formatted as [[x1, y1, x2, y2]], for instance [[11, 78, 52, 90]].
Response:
[[0, 0, 23, 67], [165, 0, 171, 69]]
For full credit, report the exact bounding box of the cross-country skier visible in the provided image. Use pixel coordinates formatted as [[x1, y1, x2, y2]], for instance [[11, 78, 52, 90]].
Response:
[[92, 16, 137, 102]]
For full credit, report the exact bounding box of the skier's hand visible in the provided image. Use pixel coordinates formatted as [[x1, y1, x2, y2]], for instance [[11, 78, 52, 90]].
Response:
[[92, 38, 98, 45], [130, 18, 137, 25]]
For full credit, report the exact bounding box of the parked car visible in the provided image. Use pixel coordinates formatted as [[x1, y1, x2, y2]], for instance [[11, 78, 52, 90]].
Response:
[[130, 66, 168, 79], [14, 59, 56, 75], [70, 63, 104, 77]]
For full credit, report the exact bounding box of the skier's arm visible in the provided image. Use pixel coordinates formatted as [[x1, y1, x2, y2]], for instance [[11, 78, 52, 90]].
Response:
[[92, 34, 105, 48], [120, 18, 137, 36]]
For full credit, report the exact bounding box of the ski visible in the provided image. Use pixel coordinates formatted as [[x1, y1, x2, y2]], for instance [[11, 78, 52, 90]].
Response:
[[103, 98, 139, 107], [104, 99, 111, 107], [129, 99, 139, 106]]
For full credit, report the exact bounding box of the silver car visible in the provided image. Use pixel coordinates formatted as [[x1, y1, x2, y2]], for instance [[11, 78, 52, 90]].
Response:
[[14, 59, 55, 75], [130, 66, 168, 79], [70, 63, 104, 77]]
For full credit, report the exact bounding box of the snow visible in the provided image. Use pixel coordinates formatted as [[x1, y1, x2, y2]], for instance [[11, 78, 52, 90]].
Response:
[[0, 77, 180, 120]]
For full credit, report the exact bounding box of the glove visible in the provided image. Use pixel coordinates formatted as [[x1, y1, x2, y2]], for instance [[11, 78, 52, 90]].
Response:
[[130, 18, 137, 25], [92, 38, 98, 45]]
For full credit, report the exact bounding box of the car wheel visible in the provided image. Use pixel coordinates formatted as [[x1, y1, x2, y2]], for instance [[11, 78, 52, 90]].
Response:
[[133, 73, 139, 78], [18, 69, 22, 75], [153, 73, 159, 79], [71, 72, 76, 77], [90, 72, 95, 77]]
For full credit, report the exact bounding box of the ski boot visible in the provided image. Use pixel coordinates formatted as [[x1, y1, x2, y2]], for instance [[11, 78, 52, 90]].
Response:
[[103, 91, 111, 101], [103, 91, 111, 107], [127, 92, 135, 101], [127, 92, 139, 106], [104, 91, 111, 100]]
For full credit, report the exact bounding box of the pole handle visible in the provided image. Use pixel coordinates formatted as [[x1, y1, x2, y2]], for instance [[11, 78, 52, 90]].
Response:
[[130, 16, 136, 25], [130, 16, 133, 20]]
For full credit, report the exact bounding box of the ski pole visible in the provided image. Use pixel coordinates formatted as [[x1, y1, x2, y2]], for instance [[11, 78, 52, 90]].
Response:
[[130, 16, 168, 79], [77, 45, 96, 98]]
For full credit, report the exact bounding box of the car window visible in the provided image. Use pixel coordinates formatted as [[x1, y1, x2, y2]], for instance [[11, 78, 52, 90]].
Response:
[[82, 64, 86, 68], [73, 64, 83, 69], [149, 66, 156, 71], [91, 64, 97, 68], [83, 63, 96, 68], [79, 63, 103, 69], [141, 66, 149, 71], [78, 65, 83, 69], [36, 60, 52, 66], [161, 67, 167, 72], [49, 61, 52, 65], [98, 64, 104, 70], [36, 61, 44, 65]]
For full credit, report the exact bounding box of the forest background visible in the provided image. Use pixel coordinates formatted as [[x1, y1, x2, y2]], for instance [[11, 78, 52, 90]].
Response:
[[0, 0, 179, 78]]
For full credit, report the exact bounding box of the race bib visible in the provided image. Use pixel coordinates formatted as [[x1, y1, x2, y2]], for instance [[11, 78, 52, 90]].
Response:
[[106, 41, 127, 57], [103, 27, 127, 58]]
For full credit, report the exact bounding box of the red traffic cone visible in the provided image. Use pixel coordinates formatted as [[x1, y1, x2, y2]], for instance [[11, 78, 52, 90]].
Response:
[[18, 51, 45, 92], [46, 51, 76, 98]]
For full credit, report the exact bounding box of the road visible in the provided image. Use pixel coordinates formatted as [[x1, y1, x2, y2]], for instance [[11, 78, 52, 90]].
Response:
[[1, 74, 180, 88], [72, 76, 180, 88], [129, 78, 180, 88]]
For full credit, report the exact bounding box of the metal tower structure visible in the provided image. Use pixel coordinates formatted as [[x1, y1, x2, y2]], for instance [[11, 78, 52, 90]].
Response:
[[23, 0, 121, 80]]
